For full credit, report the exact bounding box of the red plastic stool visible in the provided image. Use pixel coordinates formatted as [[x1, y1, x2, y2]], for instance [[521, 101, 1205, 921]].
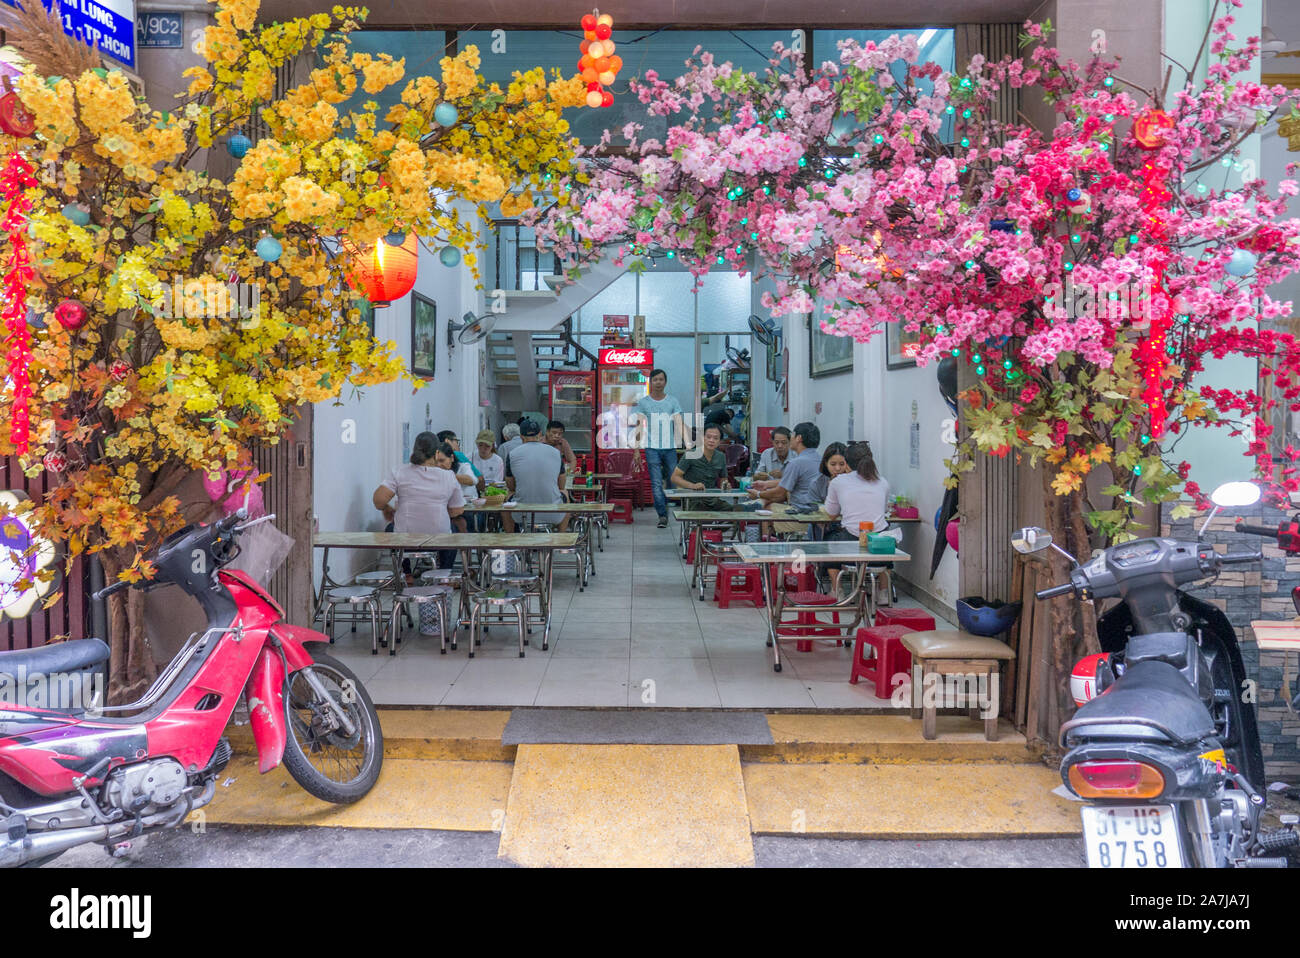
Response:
[[851, 625, 915, 698], [767, 565, 816, 597], [686, 528, 723, 565], [713, 562, 765, 609], [777, 591, 844, 652], [610, 498, 634, 524], [874, 607, 936, 631]]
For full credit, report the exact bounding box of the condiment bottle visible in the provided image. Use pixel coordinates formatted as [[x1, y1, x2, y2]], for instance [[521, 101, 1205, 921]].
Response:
[[859, 521, 873, 549]]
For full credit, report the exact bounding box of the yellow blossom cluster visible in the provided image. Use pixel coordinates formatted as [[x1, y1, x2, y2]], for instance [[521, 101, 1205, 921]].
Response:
[[0, 0, 584, 580]]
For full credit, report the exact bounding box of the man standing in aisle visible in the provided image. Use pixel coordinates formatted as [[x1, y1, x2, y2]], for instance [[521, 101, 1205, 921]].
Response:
[[633, 368, 684, 529]]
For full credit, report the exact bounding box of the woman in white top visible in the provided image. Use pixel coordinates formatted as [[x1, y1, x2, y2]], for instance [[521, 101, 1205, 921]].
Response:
[[823, 442, 899, 596], [372, 432, 466, 573]]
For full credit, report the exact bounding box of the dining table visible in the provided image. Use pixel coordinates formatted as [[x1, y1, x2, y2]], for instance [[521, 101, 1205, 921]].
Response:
[[671, 507, 844, 600], [733, 541, 914, 673], [312, 530, 578, 651]]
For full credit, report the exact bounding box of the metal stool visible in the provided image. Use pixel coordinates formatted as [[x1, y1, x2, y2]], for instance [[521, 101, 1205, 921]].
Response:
[[322, 586, 383, 654], [550, 519, 591, 591], [353, 568, 399, 591], [468, 589, 527, 658], [388, 586, 454, 656], [480, 550, 541, 631]]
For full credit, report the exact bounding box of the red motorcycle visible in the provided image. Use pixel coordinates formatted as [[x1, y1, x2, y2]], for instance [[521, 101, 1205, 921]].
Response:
[[0, 511, 383, 867]]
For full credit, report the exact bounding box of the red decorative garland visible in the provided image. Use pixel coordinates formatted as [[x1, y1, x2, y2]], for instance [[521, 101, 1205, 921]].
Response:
[[1136, 156, 1173, 438], [1, 154, 36, 454]]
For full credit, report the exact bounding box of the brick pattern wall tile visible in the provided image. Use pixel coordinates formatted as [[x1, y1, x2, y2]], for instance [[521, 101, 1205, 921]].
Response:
[[1162, 500, 1300, 782]]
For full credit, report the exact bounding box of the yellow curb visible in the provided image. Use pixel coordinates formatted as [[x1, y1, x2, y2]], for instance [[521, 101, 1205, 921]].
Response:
[[742, 762, 1081, 838], [200, 755, 513, 832], [226, 709, 515, 762], [745, 713, 1040, 764], [498, 744, 755, 867]]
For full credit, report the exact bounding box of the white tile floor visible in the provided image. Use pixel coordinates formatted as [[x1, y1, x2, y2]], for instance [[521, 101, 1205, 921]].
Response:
[[320, 516, 955, 708]]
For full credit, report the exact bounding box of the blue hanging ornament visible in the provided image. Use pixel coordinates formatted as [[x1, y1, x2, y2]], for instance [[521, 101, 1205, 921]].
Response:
[[61, 203, 90, 226], [227, 133, 252, 159], [256, 236, 283, 263], [384, 230, 407, 247], [990, 219, 1014, 233], [434, 103, 459, 127], [439, 246, 461, 268], [1225, 249, 1257, 277]]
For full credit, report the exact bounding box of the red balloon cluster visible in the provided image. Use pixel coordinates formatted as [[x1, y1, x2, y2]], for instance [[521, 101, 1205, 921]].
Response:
[[578, 12, 620, 108]]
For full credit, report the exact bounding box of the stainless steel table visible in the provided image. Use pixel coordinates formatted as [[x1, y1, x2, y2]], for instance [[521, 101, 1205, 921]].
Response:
[[734, 541, 913, 673]]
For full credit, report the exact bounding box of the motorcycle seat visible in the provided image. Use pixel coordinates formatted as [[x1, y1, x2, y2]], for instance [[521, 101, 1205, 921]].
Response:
[[1060, 659, 1216, 747], [0, 638, 109, 682]]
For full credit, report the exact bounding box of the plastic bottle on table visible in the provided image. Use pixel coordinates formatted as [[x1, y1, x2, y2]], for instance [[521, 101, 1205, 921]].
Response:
[[859, 521, 874, 549]]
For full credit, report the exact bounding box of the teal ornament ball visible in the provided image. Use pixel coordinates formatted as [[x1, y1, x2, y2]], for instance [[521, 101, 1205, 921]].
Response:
[[385, 230, 407, 246], [61, 203, 90, 226], [228, 133, 252, 159], [439, 246, 462, 268], [434, 103, 459, 127], [256, 236, 283, 263], [1225, 249, 1257, 277]]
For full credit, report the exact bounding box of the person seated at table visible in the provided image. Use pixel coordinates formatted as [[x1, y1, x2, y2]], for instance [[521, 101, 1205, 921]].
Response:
[[545, 420, 579, 474], [749, 426, 792, 489], [823, 442, 900, 595], [504, 419, 570, 533], [470, 429, 506, 532], [437, 429, 483, 493], [372, 433, 466, 578], [812, 442, 851, 504], [745, 421, 822, 534], [670, 423, 732, 511], [498, 422, 522, 464]]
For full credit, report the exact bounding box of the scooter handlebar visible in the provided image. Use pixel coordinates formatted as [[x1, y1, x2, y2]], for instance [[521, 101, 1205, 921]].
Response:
[[1236, 522, 1279, 539], [1036, 582, 1076, 600], [92, 579, 131, 602]]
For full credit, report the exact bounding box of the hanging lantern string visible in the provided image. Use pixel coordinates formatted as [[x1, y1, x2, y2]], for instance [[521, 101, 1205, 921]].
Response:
[[1137, 157, 1174, 440], [0, 153, 37, 456]]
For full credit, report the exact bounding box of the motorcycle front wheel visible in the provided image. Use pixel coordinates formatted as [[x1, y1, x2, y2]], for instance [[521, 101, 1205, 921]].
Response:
[[281, 652, 383, 804]]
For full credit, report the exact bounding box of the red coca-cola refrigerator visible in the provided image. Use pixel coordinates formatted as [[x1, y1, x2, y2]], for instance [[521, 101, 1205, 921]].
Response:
[[548, 370, 595, 469], [596, 346, 653, 449]]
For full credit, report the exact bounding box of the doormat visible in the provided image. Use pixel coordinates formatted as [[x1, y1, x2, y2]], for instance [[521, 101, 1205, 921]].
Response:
[[502, 709, 773, 746]]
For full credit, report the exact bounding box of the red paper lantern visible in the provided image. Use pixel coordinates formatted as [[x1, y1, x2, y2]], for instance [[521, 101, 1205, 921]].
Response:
[[1132, 109, 1174, 150], [346, 234, 419, 307]]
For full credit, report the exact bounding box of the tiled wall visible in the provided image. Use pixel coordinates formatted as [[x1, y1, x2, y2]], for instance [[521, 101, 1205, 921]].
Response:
[[1162, 499, 1300, 783]]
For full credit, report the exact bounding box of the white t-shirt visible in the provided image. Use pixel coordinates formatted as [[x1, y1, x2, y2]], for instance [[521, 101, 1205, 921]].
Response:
[[380, 463, 465, 534], [824, 473, 893, 536], [473, 452, 505, 485]]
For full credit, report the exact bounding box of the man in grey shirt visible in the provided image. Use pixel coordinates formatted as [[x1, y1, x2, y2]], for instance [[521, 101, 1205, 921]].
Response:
[[745, 422, 822, 531], [749, 426, 792, 487], [504, 419, 568, 531]]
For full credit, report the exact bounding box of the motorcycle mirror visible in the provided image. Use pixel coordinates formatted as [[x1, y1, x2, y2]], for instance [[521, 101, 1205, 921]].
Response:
[[1210, 481, 1261, 508], [1012, 527, 1052, 555]]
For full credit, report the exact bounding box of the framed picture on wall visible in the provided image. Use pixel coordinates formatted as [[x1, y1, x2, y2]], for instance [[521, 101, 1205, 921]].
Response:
[[411, 293, 437, 379], [886, 320, 923, 370], [765, 329, 783, 382], [809, 314, 854, 378]]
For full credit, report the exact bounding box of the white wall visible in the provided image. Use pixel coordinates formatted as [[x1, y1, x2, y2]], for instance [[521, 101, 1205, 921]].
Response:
[[313, 234, 482, 587], [751, 275, 959, 612]]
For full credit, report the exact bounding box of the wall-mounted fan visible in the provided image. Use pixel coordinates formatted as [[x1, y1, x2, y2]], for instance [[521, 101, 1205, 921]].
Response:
[[447, 311, 497, 351], [1263, 0, 1300, 54], [748, 314, 779, 346]]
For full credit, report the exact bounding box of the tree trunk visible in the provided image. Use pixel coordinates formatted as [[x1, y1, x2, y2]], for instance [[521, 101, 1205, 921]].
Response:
[[99, 547, 157, 705], [1039, 469, 1102, 741]]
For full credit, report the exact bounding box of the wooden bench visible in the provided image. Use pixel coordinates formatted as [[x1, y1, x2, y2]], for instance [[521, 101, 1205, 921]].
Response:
[[899, 630, 1016, 741]]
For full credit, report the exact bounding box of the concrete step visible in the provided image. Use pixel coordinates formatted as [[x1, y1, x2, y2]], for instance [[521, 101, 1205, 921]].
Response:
[[228, 709, 515, 762], [742, 714, 1041, 765]]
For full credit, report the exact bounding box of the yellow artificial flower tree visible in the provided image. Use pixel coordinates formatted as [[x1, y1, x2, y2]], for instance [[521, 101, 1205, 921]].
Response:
[[0, 0, 586, 701]]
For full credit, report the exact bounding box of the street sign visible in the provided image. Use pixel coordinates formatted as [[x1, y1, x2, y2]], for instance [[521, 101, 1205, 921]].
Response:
[[138, 11, 182, 48], [1, 0, 136, 69]]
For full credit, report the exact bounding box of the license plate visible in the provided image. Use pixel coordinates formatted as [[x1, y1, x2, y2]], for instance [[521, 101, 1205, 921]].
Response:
[[1081, 805, 1184, 868]]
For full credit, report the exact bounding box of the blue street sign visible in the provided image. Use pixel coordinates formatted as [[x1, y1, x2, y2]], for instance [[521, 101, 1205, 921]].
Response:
[[138, 12, 182, 49], [1, 0, 136, 69]]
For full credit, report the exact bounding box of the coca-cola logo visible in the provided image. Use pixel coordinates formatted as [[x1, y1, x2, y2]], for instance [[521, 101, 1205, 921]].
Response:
[[600, 348, 651, 365]]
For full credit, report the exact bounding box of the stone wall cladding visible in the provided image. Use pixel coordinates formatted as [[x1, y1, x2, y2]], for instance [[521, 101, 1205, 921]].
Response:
[[1161, 499, 1300, 783]]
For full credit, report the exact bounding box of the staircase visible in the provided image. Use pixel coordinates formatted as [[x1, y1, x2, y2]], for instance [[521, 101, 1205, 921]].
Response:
[[486, 220, 633, 418]]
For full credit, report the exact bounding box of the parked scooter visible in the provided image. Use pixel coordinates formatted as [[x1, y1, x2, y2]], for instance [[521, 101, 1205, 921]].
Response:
[[0, 510, 383, 867], [1015, 481, 1300, 868]]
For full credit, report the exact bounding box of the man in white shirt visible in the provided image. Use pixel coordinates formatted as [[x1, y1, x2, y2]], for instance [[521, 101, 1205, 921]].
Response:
[[632, 368, 685, 528]]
